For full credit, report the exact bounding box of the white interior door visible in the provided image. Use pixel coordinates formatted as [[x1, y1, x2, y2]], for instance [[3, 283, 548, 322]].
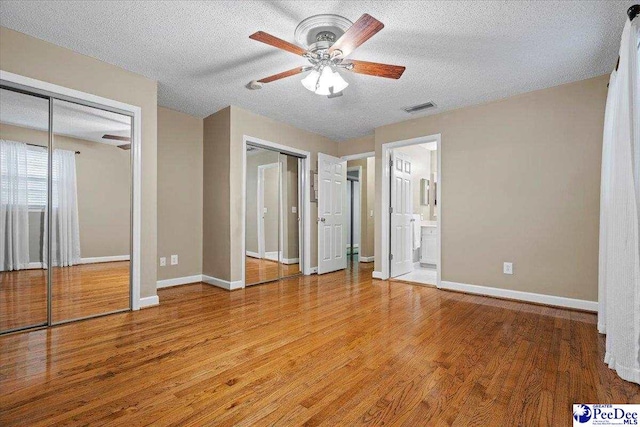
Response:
[[317, 153, 347, 274], [390, 151, 413, 277]]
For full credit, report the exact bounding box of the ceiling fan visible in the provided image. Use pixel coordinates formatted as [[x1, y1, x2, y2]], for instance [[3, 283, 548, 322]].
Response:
[[249, 13, 405, 97]]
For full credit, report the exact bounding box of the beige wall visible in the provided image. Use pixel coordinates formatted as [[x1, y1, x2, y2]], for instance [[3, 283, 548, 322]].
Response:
[[0, 123, 131, 261], [202, 107, 231, 281], [229, 106, 338, 282], [338, 134, 375, 157], [374, 75, 608, 301], [0, 27, 158, 299], [365, 157, 375, 260], [157, 107, 203, 281]]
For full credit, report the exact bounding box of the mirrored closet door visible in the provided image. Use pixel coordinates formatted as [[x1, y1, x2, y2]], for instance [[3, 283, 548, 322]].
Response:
[[50, 99, 131, 323], [0, 88, 50, 333], [0, 85, 133, 334], [245, 144, 302, 286]]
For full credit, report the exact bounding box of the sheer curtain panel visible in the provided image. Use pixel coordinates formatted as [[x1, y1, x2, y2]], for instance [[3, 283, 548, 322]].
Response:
[[0, 140, 30, 271], [598, 16, 640, 384]]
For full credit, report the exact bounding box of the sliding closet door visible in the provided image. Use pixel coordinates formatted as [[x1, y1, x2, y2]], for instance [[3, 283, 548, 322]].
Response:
[[245, 145, 281, 285], [50, 99, 131, 323], [0, 88, 50, 333], [278, 153, 301, 279]]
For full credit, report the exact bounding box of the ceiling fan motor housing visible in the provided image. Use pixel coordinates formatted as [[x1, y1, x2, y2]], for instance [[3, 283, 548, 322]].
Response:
[[294, 14, 353, 54]]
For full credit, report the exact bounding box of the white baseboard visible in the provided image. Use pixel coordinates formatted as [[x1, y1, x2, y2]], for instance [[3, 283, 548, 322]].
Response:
[[246, 251, 260, 259], [346, 244, 360, 249], [310, 266, 318, 274], [264, 251, 279, 262], [372, 271, 384, 279], [281, 257, 299, 265], [139, 295, 159, 308], [439, 280, 597, 312], [25, 256, 129, 269], [157, 274, 203, 289], [359, 256, 374, 263], [81, 255, 130, 264], [202, 275, 243, 291]]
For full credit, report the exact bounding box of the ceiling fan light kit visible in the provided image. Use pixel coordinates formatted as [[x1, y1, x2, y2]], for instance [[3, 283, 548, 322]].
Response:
[[249, 13, 405, 97]]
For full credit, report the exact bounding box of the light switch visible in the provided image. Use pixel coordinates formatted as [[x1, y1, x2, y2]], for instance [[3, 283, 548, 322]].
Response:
[[160, 257, 166, 267], [292, 206, 297, 214], [263, 207, 268, 214], [370, 210, 374, 217], [171, 254, 178, 265]]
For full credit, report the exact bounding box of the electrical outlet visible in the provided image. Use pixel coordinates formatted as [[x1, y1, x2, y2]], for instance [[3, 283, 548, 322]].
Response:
[[160, 257, 166, 267], [370, 210, 374, 217], [503, 262, 513, 275], [171, 254, 178, 265], [292, 206, 297, 214]]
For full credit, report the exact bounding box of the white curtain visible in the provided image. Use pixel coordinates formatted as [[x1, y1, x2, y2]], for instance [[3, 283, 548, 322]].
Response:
[[598, 17, 640, 384], [0, 140, 30, 271], [44, 149, 81, 267]]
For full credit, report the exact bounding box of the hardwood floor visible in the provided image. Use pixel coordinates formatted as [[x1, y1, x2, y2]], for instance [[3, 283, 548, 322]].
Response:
[[0, 261, 130, 331], [245, 256, 300, 285], [1, 262, 638, 426]]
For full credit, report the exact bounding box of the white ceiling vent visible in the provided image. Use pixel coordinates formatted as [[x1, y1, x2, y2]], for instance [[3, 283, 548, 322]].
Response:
[[403, 102, 437, 114]]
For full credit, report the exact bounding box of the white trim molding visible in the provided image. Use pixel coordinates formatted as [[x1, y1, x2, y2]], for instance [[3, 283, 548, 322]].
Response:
[[360, 256, 374, 263], [202, 275, 244, 291], [246, 251, 260, 259], [80, 255, 130, 264], [341, 151, 375, 161], [439, 280, 598, 312], [139, 295, 159, 308], [1, 70, 143, 312], [372, 271, 384, 279], [157, 274, 203, 289], [281, 257, 300, 265]]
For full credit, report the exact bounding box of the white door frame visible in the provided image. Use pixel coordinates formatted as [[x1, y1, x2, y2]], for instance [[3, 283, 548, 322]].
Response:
[[242, 136, 311, 287], [0, 70, 143, 310], [380, 134, 441, 287], [257, 162, 280, 260]]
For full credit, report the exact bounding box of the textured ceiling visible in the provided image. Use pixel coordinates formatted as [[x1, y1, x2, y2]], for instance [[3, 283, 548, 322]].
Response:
[[0, 88, 131, 144], [0, 1, 631, 141]]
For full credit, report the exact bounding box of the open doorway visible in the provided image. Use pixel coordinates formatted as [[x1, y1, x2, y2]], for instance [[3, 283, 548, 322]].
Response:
[[344, 154, 375, 266], [381, 135, 441, 286], [347, 167, 361, 263]]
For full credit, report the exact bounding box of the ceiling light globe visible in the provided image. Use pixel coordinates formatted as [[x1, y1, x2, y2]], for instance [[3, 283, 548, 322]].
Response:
[[301, 70, 320, 92]]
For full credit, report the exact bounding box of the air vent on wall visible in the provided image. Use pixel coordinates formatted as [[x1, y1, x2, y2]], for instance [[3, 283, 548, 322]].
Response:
[[403, 102, 437, 114]]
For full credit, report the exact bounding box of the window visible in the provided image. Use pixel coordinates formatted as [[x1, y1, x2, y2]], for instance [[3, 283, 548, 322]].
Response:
[[26, 145, 48, 210]]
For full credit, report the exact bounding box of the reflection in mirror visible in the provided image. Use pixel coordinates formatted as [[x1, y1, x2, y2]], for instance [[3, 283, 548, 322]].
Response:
[[0, 88, 50, 332], [278, 153, 301, 279], [51, 98, 131, 322], [245, 145, 280, 285]]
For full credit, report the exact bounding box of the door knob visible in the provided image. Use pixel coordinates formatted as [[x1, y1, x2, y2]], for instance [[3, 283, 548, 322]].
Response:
[[320, 217, 326, 222]]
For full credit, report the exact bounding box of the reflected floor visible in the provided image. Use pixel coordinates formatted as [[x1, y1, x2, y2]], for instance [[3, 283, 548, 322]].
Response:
[[245, 257, 300, 285], [0, 261, 130, 331]]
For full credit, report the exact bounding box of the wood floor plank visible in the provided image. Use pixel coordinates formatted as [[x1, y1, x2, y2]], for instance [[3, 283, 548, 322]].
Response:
[[1, 262, 639, 426]]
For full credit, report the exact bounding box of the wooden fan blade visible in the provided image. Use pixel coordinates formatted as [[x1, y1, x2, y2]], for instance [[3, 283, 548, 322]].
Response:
[[249, 31, 308, 56], [257, 67, 306, 83], [347, 59, 405, 79], [329, 14, 384, 58], [103, 134, 131, 141]]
